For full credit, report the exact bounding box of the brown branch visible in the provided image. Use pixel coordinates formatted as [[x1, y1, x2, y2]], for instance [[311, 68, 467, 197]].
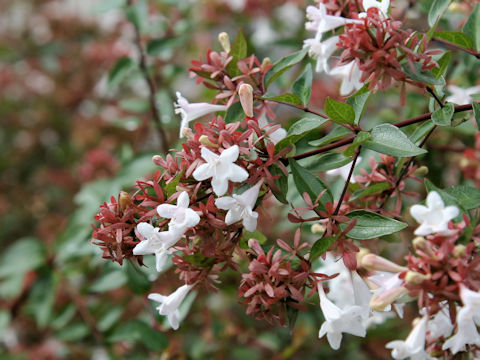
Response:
[[292, 103, 475, 160], [432, 37, 480, 60], [334, 147, 362, 216], [127, 0, 168, 153], [264, 99, 328, 119]]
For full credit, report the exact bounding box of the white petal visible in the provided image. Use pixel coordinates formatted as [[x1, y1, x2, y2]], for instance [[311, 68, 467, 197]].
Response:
[[184, 208, 200, 228], [192, 163, 213, 181], [177, 191, 190, 209], [226, 164, 249, 183], [200, 146, 219, 163], [326, 331, 343, 350], [225, 209, 242, 225], [219, 145, 240, 163], [410, 204, 429, 223], [215, 197, 236, 210], [148, 293, 166, 303], [136, 222, 155, 239], [157, 204, 178, 219], [414, 223, 434, 236], [443, 206, 459, 221], [426, 191, 444, 210], [168, 310, 180, 330], [242, 212, 258, 232], [155, 250, 169, 272], [211, 176, 229, 196], [133, 240, 157, 255]]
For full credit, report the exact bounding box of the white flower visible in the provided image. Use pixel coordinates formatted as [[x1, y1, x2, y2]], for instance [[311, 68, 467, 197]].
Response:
[[192, 145, 249, 196], [368, 272, 405, 316], [157, 191, 200, 235], [445, 85, 480, 105], [318, 284, 366, 350], [386, 316, 429, 360], [148, 284, 193, 330], [258, 112, 286, 144], [427, 307, 454, 339], [329, 61, 364, 95], [410, 191, 459, 236], [326, 156, 362, 183], [304, 35, 339, 73], [305, 4, 357, 40], [133, 223, 182, 272], [460, 284, 480, 322], [360, 0, 390, 17], [442, 306, 480, 354], [174, 92, 227, 137], [215, 182, 261, 232]]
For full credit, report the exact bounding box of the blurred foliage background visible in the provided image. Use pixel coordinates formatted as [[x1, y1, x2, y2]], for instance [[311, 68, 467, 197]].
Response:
[[1, 0, 478, 359]]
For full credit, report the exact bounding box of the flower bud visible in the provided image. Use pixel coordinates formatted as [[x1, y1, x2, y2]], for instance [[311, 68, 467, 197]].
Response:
[[405, 271, 429, 285], [218, 32, 231, 53], [361, 254, 407, 273], [238, 83, 254, 117], [414, 166, 428, 175], [311, 223, 325, 234], [370, 286, 408, 311], [412, 236, 436, 258], [152, 155, 163, 166], [181, 127, 194, 139], [119, 191, 131, 212], [356, 248, 370, 264], [199, 135, 218, 148], [453, 244, 466, 258], [261, 57, 271, 71], [459, 158, 469, 168]]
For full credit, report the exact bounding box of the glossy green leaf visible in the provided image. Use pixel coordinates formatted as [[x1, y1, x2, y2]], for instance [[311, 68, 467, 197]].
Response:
[[431, 50, 451, 79], [403, 63, 444, 85], [444, 185, 480, 210], [434, 32, 473, 49], [307, 153, 352, 172], [432, 103, 454, 126], [364, 124, 427, 157], [310, 236, 337, 261], [261, 93, 302, 106], [275, 116, 326, 151], [268, 164, 289, 204], [341, 210, 408, 240], [165, 167, 185, 197], [428, 0, 452, 27], [289, 159, 333, 211], [224, 101, 244, 123], [240, 230, 268, 249], [409, 120, 435, 144], [264, 48, 308, 88], [292, 63, 312, 106], [463, 4, 480, 50], [346, 89, 371, 125], [344, 131, 370, 156], [324, 97, 355, 125], [226, 30, 248, 77], [308, 126, 351, 147], [350, 182, 391, 201]]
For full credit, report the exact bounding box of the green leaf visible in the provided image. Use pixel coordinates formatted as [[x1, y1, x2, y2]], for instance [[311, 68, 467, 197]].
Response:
[[310, 236, 337, 261], [434, 32, 473, 50], [307, 153, 352, 172], [350, 182, 391, 201], [308, 126, 350, 147], [183, 253, 215, 268], [341, 210, 408, 240], [125, 261, 151, 294], [403, 63, 444, 85], [432, 103, 454, 126], [431, 50, 451, 79], [473, 102, 480, 129], [0, 237, 45, 278], [264, 48, 309, 88], [346, 89, 371, 125], [324, 97, 355, 125], [364, 124, 427, 157], [240, 230, 268, 249], [409, 120, 435, 144], [428, 0, 452, 28], [56, 323, 89, 342], [289, 159, 333, 211], [89, 270, 127, 293], [108, 57, 135, 89], [165, 167, 185, 197], [268, 164, 289, 204], [224, 101, 244, 123], [463, 4, 480, 51], [344, 131, 370, 157], [109, 320, 168, 351], [125, 0, 148, 33], [98, 307, 123, 332], [226, 30, 247, 77], [275, 116, 326, 151], [444, 185, 480, 210], [0, 311, 11, 338], [147, 37, 185, 56], [261, 93, 302, 106], [27, 271, 56, 328], [292, 64, 313, 106]]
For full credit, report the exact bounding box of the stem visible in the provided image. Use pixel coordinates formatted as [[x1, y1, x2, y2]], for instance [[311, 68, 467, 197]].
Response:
[[432, 37, 480, 60], [265, 99, 328, 119], [426, 86, 444, 108], [292, 103, 475, 160], [128, 0, 169, 153], [334, 147, 361, 216]]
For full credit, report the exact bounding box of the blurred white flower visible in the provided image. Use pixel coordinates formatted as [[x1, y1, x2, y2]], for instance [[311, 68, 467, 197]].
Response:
[[304, 35, 339, 73], [305, 4, 355, 40], [445, 85, 480, 105], [174, 92, 227, 137], [386, 316, 430, 360], [442, 306, 480, 354], [215, 182, 261, 231], [193, 145, 249, 196], [410, 191, 459, 236], [329, 61, 364, 95], [157, 191, 200, 235], [359, 0, 390, 17], [148, 284, 193, 330]]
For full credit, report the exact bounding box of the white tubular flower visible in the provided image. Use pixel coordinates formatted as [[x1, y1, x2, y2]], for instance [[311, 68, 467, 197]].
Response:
[[445, 85, 480, 105], [410, 191, 459, 236], [304, 35, 339, 73], [460, 285, 480, 321], [215, 182, 261, 232], [174, 92, 227, 137], [318, 284, 366, 350], [360, 0, 390, 17], [386, 316, 429, 360], [157, 191, 200, 235], [133, 223, 182, 272], [148, 284, 193, 330], [442, 306, 480, 354], [305, 4, 358, 40], [258, 112, 286, 144], [192, 145, 249, 196], [326, 157, 362, 183], [329, 61, 364, 95], [427, 307, 454, 340]]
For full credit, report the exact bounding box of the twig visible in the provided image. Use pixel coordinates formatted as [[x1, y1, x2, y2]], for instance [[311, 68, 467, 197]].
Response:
[[432, 36, 480, 60], [334, 147, 361, 215], [265, 99, 328, 119], [127, 0, 169, 153]]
